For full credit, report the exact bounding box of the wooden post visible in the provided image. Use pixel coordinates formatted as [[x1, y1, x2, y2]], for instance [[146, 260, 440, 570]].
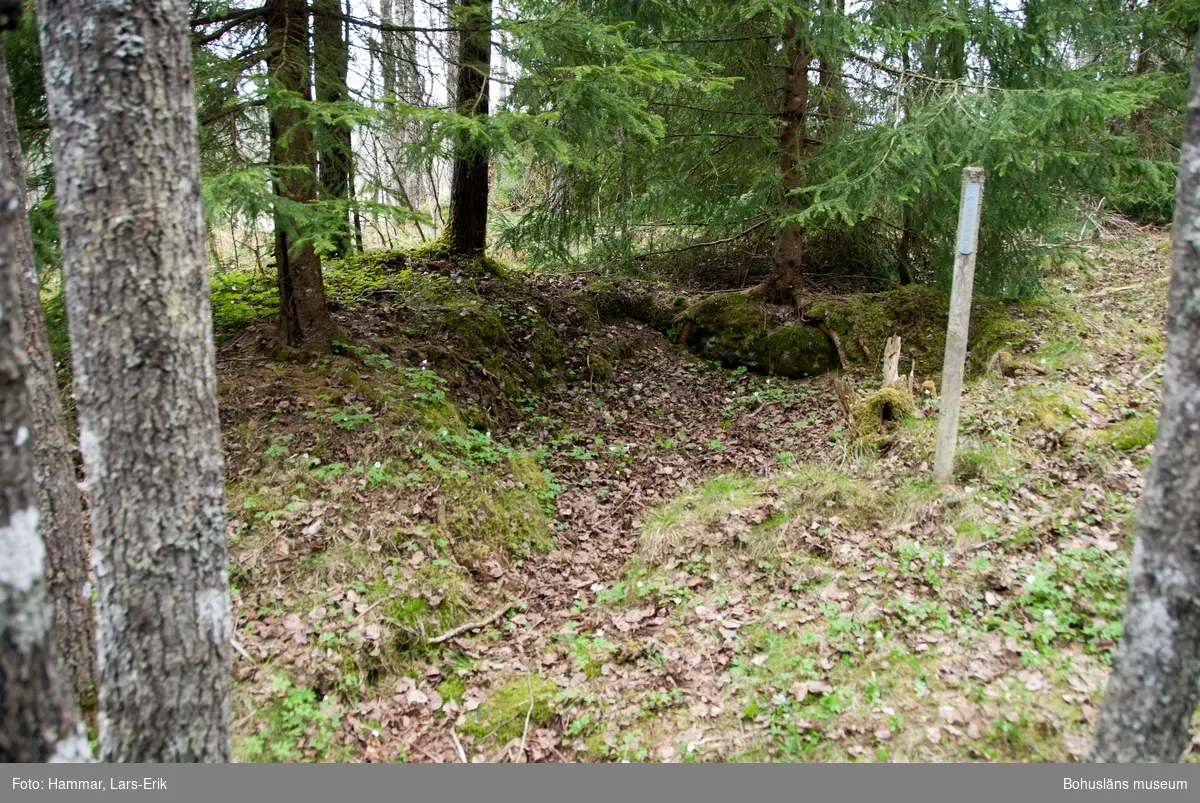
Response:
[[933, 167, 985, 481]]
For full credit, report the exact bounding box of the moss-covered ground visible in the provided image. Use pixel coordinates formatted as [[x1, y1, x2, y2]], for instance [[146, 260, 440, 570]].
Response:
[[203, 231, 1194, 763]]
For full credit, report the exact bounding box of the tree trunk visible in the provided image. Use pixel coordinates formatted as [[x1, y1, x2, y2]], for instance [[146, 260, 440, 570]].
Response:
[[1088, 38, 1200, 763], [395, 0, 426, 208], [380, 0, 397, 99], [764, 14, 808, 305], [0, 38, 96, 713], [38, 0, 233, 761], [396, 0, 419, 103], [0, 50, 91, 768], [266, 0, 334, 349], [313, 0, 353, 257], [444, 0, 491, 257]]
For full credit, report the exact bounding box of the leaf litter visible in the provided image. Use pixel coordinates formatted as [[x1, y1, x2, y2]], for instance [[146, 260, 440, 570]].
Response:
[[217, 230, 1200, 763]]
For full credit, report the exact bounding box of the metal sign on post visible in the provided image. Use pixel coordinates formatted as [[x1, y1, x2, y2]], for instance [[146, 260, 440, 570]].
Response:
[[957, 182, 982, 254], [934, 167, 986, 481]]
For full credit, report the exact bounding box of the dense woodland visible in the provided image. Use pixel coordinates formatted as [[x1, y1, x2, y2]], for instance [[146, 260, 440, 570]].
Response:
[[3, 0, 1200, 765]]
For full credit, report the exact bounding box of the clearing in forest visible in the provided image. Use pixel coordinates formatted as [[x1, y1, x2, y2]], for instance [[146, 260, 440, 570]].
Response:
[[216, 228, 1189, 763]]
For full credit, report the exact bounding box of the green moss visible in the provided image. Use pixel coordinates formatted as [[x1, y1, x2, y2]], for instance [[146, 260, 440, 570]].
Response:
[[1011, 384, 1087, 430], [443, 306, 506, 354], [529, 328, 565, 378], [639, 467, 885, 562], [807, 285, 1050, 376], [955, 442, 1024, 481], [447, 472, 553, 563], [210, 270, 279, 335], [507, 452, 550, 493], [1101, 416, 1158, 451], [385, 561, 473, 658], [588, 354, 615, 382], [752, 326, 841, 377], [461, 675, 557, 744], [579, 276, 673, 329], [682, 292, 770, 351], [1031, 339, 1090, 373], [851, 386, 916, 440], [438, 676, 467, 705], [408, 239, 453, 261], [678, 293, 839, 377]]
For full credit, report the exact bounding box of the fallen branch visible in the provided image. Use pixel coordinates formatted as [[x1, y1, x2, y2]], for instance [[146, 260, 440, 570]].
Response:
[[449, 729, 469, 764], [428, 602, 517, 645], [353, 600, 384, 623], [230, 638, 254, 664], [517, 674, 535, 763], [634, 218, 769, 261], [1083, 276, 1170, 298], [1134, 364, 1163, 387]]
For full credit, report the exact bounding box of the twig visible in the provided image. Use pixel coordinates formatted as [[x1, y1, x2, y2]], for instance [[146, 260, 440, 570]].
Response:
[[449, 729, 469, 763], [1082, 276, 1170, 298], [353, 600, 384, 623], [427, 602, 517, 644], [517, 674, 535, 764], [594, 492, 635, 527], [414, 746, 445, 764], [634, 219, 769, 261], [230, 638, 254, 664], [1134, 365, 1163, 387]]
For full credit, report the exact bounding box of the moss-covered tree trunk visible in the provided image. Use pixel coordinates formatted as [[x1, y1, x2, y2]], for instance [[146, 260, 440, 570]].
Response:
[[762, 13, 808, 304], [267, 0, 333, 349], [445, 0, 491, 257], [0, 38, 95, 712], [0, 38, 91, 765], [1088, 39, 1200, 763], [314, 0, 353, 257]]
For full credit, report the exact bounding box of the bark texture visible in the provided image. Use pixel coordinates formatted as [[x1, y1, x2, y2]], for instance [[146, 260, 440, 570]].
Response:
[[314, 0, 352, 257], [0, 77, 91, 765], [266, 0, 334, 349], [444, 0, 491, 257], [764, 15, 808, 305], [0, 39, 95, 711], [38, 0, 233, 761], [1088, 40, 1200, 763]]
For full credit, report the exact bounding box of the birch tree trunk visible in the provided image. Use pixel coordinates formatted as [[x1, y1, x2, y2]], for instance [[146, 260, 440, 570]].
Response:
[[1088, 38, 1200, 763], [0, 38, 95, 712], [38, 0, 233, 761], [0, 75, 91, 765]]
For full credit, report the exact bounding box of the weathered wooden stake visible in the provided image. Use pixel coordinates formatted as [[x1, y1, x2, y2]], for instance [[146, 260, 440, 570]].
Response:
[[934, 166, 985, 481]]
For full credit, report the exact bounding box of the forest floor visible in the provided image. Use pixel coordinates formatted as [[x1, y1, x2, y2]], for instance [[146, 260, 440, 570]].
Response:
[[211, 226, 1195, 763]]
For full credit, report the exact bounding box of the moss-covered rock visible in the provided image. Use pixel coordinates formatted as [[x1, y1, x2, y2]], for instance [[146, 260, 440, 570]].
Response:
[[679, 293, 840, 378], [580, 276, 680, 333], [807, 284, 1050, 376]]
